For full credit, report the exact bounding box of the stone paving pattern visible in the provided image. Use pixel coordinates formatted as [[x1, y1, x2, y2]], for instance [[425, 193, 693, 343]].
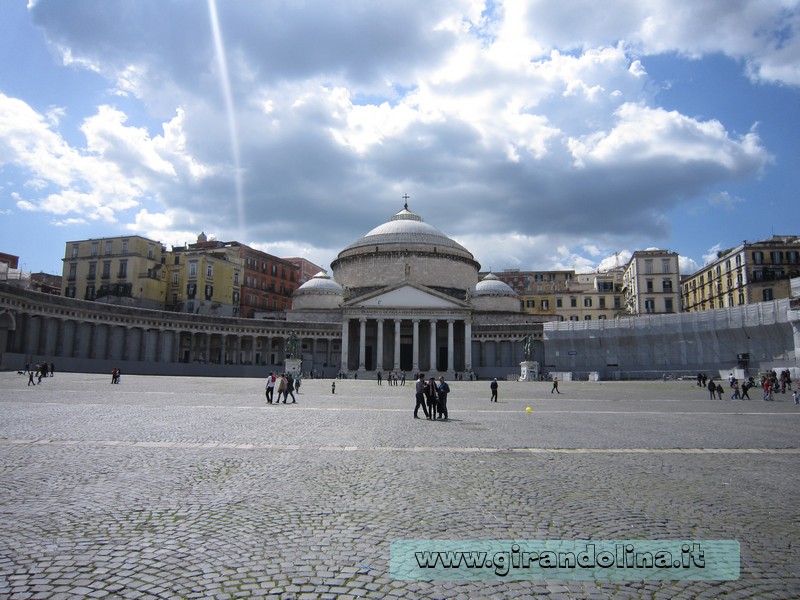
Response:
[[0, 372, 798, 599]]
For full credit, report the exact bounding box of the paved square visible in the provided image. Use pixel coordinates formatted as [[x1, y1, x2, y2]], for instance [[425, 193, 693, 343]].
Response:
[[1, 372, 798, 598]]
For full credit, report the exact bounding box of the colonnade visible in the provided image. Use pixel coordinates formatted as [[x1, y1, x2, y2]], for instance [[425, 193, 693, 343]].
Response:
[[340, 315, 472, 374]]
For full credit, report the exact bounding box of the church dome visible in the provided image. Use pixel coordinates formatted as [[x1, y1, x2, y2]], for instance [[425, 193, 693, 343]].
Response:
[[291, 271, 343, 310], [470, 273, 520, 312], [472, 273, 517, 297], [340, 205, 472, 255], [294, 271, 343, 295], [331, 202, 481, 294]]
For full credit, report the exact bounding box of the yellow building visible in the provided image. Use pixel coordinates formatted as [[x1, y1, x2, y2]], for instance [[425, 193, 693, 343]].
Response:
[[62, 236, 167, 309], [681, 236, 800, 312], [166, 234, 243, 317]]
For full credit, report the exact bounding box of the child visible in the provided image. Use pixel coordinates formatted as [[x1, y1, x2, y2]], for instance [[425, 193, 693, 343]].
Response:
[[793, 389, 799, 405]]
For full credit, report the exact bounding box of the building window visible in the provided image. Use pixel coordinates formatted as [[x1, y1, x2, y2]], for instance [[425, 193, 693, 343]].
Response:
[[599, 315, 606, 320], [118, 260, 128, 278], [91, 242, 98, 256], [187, 301, 194, 313], [68, 263, 77, 280], [771, 251, 783, 264], [614, 296, 621, 309], [738, 292, 745, 305], [753, 251, 763, 264], [148, 244, 155, 259], [584, 297, 592, 307], [189, 262, 198, 278], [556, 298, 562, 308], [71, 244, 79, 258], [599, 297, 606, 309], [102, 261, 111, 279], [526, 300, 534, 308], [174, 255, 180, 265], [645, 259, 653, 274], [569, 316, 579, 321], [644, 298, 655, 313], [121, 240, 128, 254], [206, 264, 213, 278], [172, 272, 179, 285], [541, 299, 549, 310], [646, 279, 654, 292], [172, 293, 178, 305], [570, 298, 577, 308], [88, 262, 96, 279], [584, 315, 591, 320], [787, 251, 798, 264], [662, 259, 670, 273], [234, 271, 240, 285], [205, 284, 213, 300], [86, 285, 95, 300], [105, 241, 112, 255], [187, 283, 197, 298], [763, 288, 774, 301], [662, 279, 673, 292], [665, 298, 674, 313]]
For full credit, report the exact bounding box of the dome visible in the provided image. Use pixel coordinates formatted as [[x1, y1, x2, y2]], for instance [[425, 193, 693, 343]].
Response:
[[340, 205, 472, 255], [331, 202, 481, 292], [294, 271, 343, 296], [472, 273, 517, 297]]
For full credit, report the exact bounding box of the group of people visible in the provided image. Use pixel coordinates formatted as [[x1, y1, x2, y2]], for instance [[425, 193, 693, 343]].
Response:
[[413, 373, 450, 420], [376, 371, 406, 385], [265, 371, 301, 404], [110, 368, 122, 384], [24, 362, 53, 386], [704, 369, 796, 401]]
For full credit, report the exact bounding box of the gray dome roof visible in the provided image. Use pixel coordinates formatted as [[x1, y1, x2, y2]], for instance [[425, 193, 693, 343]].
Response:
[[294, 271, 343, 295], [472, 273, 517, 297], [340, 205, 472, 255]]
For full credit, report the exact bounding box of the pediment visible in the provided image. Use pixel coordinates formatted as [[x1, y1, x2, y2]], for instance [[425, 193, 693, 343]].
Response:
[[348, 284, 464, 309]]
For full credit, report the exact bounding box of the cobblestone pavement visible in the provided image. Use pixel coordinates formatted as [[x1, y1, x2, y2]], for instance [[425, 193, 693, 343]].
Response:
[[1, 372, 798, 599]]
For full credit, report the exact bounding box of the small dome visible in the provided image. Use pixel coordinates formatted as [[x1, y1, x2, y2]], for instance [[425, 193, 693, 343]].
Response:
[[472, 273, 517, 297], [294, 271, 343, 295]]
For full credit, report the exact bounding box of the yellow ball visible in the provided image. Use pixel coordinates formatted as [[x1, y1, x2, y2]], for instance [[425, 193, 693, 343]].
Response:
[[525, 406, 532, 413]]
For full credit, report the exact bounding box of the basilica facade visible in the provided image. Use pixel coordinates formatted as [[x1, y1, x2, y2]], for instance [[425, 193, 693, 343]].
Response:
[[289, 203, 543, 377]]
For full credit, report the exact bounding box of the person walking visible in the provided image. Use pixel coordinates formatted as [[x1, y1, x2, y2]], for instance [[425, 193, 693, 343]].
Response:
[[414, 373, 429, 419], [27, 369, 35, 386], [741, 379, 751, 400], [707, 378, 716, 399], [265, 372, 276, 404], [425, 376, 438, 419], [285, 372, 297, 403], [437, 376, 450, 420], [730, 381, 740, 400], [551, 376, 561, 394], [377, 371, 382, 385], [490, 378, 498, 402], [277, 374, 287, 403]]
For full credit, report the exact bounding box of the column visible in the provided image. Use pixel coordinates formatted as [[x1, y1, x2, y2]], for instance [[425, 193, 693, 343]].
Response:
[[412, 319, 420, 372], [464, 320, 473, 372], [376, 319, 384, 372], [447, 319, 455, 372], [393, 319, 401, 371], [236, 335, 243, 365], [429, 319, 437, 372], [340, 319, 349, 372], [358, 317, 367, 371]]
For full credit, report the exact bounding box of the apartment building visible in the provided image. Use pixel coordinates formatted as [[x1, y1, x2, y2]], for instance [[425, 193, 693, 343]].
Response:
[[167, 234, 243, 317], [681, 235, 800, 312], [555, 269, 626, 321], [622, 250, 681, 315], [62, 236, 167, 309], [233, 244, 302, 317]]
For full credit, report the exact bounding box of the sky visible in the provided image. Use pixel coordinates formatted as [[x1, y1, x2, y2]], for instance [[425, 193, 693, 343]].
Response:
[[1, 0, 798, 278]]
